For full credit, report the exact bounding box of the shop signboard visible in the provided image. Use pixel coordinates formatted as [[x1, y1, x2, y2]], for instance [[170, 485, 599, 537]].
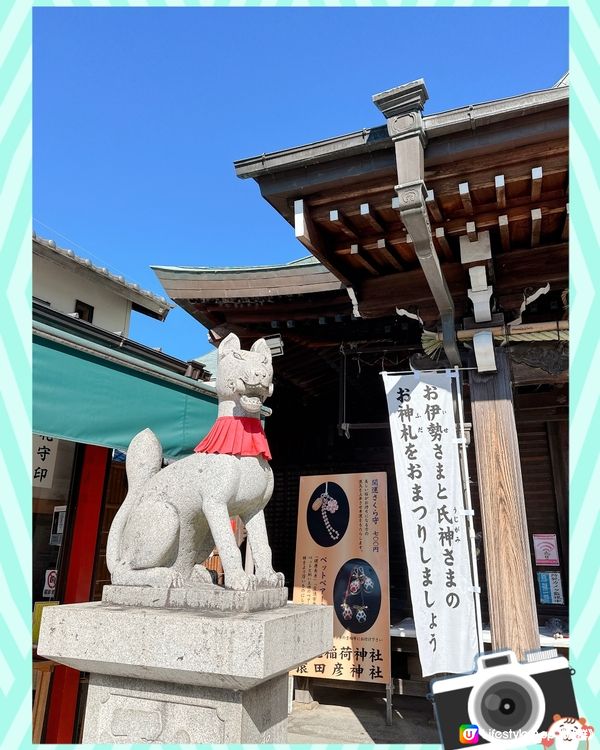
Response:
[[382, 370, 479, 677], [32, 434, 58, 488], [49, 505, 67, 546], [292, 472, 390, 684], [533, 533, 560, 566], [537, 571, 564, 605]]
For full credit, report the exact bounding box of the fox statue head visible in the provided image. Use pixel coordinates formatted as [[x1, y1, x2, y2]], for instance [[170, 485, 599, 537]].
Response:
[[216, 333, 273, 416]]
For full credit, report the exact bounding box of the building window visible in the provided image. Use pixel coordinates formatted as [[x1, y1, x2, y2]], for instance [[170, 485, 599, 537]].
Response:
[[74, 300, 94, 323]]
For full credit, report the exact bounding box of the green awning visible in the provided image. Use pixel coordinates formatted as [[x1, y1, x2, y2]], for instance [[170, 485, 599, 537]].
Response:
[[33, 326, 219, 459]]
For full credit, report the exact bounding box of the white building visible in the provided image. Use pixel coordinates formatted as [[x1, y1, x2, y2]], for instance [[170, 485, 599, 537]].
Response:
[[33, 234, 171, 335]]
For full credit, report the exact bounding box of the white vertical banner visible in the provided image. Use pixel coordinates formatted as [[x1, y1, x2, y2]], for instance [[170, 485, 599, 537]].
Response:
[[382, 370, 479, 676]]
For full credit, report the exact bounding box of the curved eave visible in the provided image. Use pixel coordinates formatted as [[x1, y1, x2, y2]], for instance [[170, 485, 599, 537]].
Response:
[[152, 259, 344, 301]]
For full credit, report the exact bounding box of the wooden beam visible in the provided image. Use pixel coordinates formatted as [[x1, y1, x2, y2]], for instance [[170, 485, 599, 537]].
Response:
[[561, 203, 569, 241], [496, 242, 568, 290], [434, 227, 453, 260], [203, 294, 350, 316], [511, 360, 568, 386], [219, 306, 352, 325], [531, 208, 542, 247], [294, 199, 351, 285], [469, 349, 540, 659], [337, 236, 414, 266], [499, 214, 510, 252], [350, 244, 379, 276], [424, 143, 568, 196], [358, 262, 466, 320], [426, 188, 443, 222], [432, 197, 566, 238], [359, 203, 386, 234], [531, 166, 543, 202], [374, 238, 405, 271], [495, 174, 506, 209], [459, 181, 473, 214], [466, 221, 477, 242], [425, 321, 568, 344], [357, 242, 568, 320], [515, 389, 568, 412]]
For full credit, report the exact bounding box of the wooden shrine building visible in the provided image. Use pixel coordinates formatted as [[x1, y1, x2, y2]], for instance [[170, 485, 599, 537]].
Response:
[[153, 78, 569, 677]]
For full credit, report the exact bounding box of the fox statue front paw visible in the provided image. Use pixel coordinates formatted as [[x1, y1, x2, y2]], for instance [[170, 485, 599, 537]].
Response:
[[157, 568, 184, 588], [256, 570, 285, 589], [224, 570, 258, 591]]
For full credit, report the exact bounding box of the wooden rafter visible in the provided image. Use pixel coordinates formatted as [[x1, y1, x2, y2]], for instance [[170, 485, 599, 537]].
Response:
[[531, 208, 542, 247], [495, 175, 506, 209], [561, 203, 569, 241], [531, 166, 543, 201], [374, 238, 405, 271], [426, 189, 443, 222], [294, 199, 351, 285], [328, 209, 358, 240], [466, 221, 478, 242], [459, 181, 474, 214], [350, 244, 379, 275], [359, 203, 386, 234], [499, 214, 510, 252], [434, 227, 453, 260]]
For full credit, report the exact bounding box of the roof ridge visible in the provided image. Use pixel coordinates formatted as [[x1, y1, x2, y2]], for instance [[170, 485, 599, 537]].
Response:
[[151, 255, 321, 273], [33, 233, 172, 311]]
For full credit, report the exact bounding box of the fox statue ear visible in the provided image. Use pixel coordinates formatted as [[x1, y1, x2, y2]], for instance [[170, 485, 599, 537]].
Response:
[[218, 333, 241, 360], [251, 338, 271, 361]]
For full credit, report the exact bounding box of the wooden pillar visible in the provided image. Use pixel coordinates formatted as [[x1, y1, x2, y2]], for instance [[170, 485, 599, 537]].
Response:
[[469, 349, 540, 659]]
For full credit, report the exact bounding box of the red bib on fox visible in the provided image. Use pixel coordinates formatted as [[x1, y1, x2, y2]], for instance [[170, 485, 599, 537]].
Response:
[[194, 416, 271, 460]]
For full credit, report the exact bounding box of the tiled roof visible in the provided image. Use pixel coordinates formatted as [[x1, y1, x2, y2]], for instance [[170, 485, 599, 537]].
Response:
[[33, 234, 173, 320]]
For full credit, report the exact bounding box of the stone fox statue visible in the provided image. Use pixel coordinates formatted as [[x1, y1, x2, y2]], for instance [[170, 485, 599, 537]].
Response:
[[106, 333, 284, 592]]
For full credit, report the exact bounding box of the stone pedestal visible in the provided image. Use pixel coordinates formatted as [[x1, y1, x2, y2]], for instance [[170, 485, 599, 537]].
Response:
[[102, 583, 288, 612], [38, 590, 332, 743]]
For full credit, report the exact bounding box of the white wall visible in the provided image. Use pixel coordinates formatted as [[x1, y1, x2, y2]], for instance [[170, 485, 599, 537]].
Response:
[[34, 254, 132, 335]]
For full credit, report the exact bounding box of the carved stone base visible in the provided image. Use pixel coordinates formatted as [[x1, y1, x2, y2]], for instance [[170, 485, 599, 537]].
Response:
[[38, 598, 332, 743], [102, 584, 288, 612], [82, 672, 289, 744]]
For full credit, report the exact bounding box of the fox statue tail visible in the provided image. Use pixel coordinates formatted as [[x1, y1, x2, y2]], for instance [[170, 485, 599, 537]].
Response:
[[106, 428, 163, 574]]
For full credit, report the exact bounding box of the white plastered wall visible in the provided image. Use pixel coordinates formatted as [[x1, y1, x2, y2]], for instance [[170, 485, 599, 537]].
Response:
[[33, 254, 132, 335]]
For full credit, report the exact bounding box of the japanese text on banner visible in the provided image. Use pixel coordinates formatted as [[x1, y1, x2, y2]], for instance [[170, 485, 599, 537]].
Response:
[[382, 371, 478, 676]]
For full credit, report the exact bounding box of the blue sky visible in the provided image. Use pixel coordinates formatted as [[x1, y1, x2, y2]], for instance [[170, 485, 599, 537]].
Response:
[[33, 8, 568, 361]]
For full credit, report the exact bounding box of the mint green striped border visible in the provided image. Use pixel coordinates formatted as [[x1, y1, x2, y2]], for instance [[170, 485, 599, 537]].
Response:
[[2, 1, 596, 749], [31, 1, 570, 7]]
